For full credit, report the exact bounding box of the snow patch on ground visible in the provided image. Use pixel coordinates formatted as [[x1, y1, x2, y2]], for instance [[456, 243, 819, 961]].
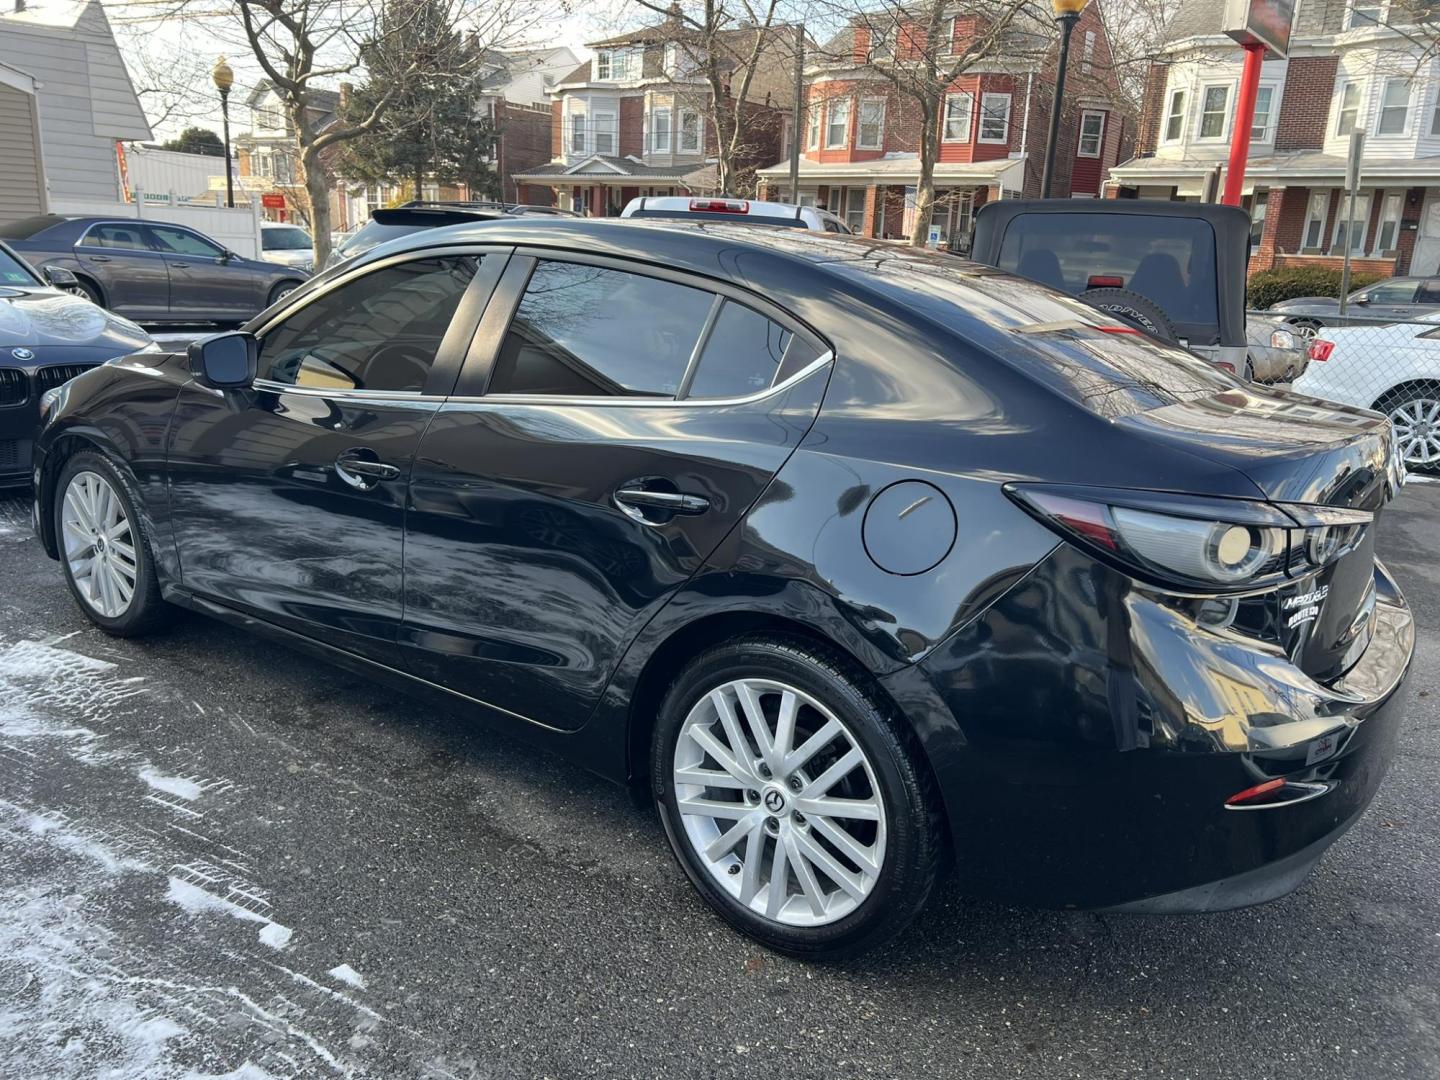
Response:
[[22, 809, 151, 874], [0, 639, 115, 678], [327, 963, 366, 990], [256, 922, 292, 950], [180, 1066, 279, 1080], [164, 877, 268, 925], [139, 768, 204, 801]]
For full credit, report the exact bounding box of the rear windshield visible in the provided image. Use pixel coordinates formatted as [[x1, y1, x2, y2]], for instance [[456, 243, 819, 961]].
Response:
[[263, 226, 313, 251], [996, 213, 1219, 329]]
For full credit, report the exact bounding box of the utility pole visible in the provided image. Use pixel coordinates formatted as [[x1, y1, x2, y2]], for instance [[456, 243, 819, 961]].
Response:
[[1339, 131, 1365, 316]]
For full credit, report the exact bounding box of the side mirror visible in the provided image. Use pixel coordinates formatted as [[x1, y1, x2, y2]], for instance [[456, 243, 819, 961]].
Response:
[[187, 331, 257, 389], [1353, 293, 1370, 305], [42, 265, 79, 289]]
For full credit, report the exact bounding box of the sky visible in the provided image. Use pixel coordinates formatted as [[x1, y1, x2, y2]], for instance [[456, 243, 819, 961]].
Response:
[[99, 0, 632, 141]]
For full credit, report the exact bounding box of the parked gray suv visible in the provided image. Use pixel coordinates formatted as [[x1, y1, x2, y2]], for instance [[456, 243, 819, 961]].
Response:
[[0, 215, 308, 323]]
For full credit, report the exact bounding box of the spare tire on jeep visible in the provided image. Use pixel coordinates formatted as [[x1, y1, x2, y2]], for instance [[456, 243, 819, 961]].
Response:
[[1077, 287, 1179, 344]]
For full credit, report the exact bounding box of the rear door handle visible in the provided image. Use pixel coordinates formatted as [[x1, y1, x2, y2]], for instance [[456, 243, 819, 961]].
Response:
[[88, 255, 111, 263], [171, 262, 189, 268], [614, 486, 709, 520], [334, 451, 400, 489]]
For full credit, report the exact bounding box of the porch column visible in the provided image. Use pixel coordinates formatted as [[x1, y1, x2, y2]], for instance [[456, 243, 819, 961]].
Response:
[[863, 184, 879, 238]]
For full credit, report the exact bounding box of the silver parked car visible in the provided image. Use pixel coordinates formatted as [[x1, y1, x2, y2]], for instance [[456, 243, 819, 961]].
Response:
[[1271, 276, 1440, 337]]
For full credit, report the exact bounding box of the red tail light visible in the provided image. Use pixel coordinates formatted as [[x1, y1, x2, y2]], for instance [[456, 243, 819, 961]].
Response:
[[1086, 275, 1124, 289], [1308, 339, 1335, 362], [1214, 361, 1236, 373], [689, 199, 748, 214]]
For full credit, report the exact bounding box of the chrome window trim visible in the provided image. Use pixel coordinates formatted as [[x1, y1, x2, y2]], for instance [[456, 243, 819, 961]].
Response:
[[445, 351, 833, 408], [249, 379, 446, 408]]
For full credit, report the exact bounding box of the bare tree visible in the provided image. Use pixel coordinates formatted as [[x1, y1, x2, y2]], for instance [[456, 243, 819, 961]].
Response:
[[816, 0, 1032, 247]]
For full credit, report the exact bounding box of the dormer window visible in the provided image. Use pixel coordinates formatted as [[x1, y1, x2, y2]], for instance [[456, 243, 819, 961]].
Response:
[[595, 49, 635, 81]]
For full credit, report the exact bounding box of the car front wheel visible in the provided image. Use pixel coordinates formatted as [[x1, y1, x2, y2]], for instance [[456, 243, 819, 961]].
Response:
[[652, 635, 943, 957], [1379, 383, 1440, 473]]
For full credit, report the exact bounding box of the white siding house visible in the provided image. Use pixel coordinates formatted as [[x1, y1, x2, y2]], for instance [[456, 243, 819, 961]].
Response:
[[0, 0, 151, 214], [0, 59, 46, 219]]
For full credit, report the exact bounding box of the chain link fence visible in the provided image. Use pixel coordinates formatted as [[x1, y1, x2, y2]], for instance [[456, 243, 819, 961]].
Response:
[[1254, 309, 1440, 474]]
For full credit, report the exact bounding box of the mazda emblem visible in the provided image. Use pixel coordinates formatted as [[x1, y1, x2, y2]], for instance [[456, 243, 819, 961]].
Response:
[[763, 789, 785, 813]]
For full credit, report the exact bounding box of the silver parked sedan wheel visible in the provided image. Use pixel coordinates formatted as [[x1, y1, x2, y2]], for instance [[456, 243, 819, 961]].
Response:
[[1384, 388, 1440, 470], [61, 469, 139, 619], [672, 677, 888, 927]]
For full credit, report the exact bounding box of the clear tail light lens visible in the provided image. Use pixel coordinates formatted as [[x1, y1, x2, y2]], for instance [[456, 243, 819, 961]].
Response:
[[1006, 484, 1371, 593]]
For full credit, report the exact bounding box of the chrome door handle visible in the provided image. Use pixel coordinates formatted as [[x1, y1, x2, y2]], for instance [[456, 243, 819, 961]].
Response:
[[614, 486, 709, 521], [334, 453, 400, 489]]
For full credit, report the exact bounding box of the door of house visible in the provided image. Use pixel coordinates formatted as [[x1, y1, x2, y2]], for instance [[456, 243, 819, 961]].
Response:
[[1413, 191, 1440, 275]]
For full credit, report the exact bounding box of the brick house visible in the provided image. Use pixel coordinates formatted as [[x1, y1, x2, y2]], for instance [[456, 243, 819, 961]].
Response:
[[753, 3, 1130, 246], [510, 14, 793, 214], [1110, 0, 1440, 278]]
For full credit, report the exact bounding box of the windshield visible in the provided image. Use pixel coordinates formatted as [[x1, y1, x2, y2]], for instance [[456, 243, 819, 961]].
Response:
[[263, 226, 313, 251], [0, 244, 40, 286], [996, 213, 1220, 329]]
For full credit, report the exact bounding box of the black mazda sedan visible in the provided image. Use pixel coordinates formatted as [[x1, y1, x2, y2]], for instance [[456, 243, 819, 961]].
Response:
[[30, 220, 1415, 956]]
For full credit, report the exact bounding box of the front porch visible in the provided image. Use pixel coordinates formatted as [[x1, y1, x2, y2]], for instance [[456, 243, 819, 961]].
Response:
[[511, 154, 718, 217]]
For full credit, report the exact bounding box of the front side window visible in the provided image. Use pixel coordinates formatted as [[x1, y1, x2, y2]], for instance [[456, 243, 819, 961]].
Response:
[[978, 93, 1010, 143], [1336, 81, 1361, 135], [1251, 85, 1276, 141], [680, 110, 701, 152], [1365, 278, 1416, 302], [82, 224, 150, 250], [1376, 78, 1410, 135], [259, 256, 478, 393], [652, 107, 672, 152], [490, 260, 714, 397], [826, 97, 851, 148], [1198, 84, 1229, 139], [149, 225, 225, 259], [1164, 89, 1186, 142], [943, 92, 973, 142], [858, 98, 886, 149], [1078, 110, 1104, 156]]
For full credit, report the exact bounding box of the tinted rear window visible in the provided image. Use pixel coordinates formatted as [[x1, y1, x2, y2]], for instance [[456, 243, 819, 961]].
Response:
[[996, 213, 1219, 329]]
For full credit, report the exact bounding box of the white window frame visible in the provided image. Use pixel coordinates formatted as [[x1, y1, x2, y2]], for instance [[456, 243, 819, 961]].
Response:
[[1251, 84, 1278, 142], [595, 51, 612, 80], [1082, 30, 1095, 75], [1375, 77, 1411, 136], [1332, 191, 1371, 253], [946, 16, 958, 55], [1196, 83, 1231, 141], [978, 92, 1010, 144], [679, 109, 701, 153], [806, 102, 820, 149], [1250, 189, 1269, 249], [651, 107, 671, 153], [826, 97, 851, 149], [1335, 80, 1362, 136], [594, 110, 616, 155], [1077, 110, 1104, 157], [1163, 89, 1187, 143], [1347, 0, 1385, 30], [845, 187, 866, 232], [943, 91, 974, 143], [1374, 190, 1403, 252], [1431, 84, 1440, 135], [570, 110, 587, 154], [1302, 191, 1330, 250], [857, 97, 886, 150]]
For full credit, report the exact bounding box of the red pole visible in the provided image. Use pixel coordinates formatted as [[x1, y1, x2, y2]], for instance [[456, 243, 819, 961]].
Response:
[[1222, 42, 1267, 206]]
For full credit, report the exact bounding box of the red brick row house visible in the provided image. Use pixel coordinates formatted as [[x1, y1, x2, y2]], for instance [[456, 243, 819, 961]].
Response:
[[511, 16, 793, 214], [754, 2, 1131, 247], [1110, 0, 1440, 278]]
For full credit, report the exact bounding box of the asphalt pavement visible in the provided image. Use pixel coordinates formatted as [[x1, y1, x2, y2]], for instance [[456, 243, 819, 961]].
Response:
[[1, 482, 1437, 1080]]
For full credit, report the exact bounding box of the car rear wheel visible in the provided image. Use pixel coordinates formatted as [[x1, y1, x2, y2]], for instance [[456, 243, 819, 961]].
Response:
[[72, 277, 104, 307], [268, 281, 302, 307], [652, 635, 943, 957], [1378, 383, 1440, 473], [1286, 317, 1321, 341], [54, 451, 171, 636]]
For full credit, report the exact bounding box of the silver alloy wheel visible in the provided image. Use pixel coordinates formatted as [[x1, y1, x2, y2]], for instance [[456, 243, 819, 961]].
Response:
[[1389, 396, 1440, 467], [61, 470, 138, 619], [673, 678, 887, 927]]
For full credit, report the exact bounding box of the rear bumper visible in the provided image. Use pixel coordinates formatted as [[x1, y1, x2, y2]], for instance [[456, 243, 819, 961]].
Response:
[[883, 552, 1414, 912]]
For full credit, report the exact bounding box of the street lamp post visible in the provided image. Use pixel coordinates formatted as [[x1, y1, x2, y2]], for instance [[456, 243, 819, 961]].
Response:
[[1039, 0, 1089, 200], [212, 57, 235, 209]]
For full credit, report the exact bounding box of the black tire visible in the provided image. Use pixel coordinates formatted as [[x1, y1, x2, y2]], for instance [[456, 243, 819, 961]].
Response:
[[1242, 359, 1256, 383], [651, 634, 944, 958], [1286, 317, 1322, 341], [1077, 287, 1179, 344], [53, 450, 172, 636], [1375, 382, 1440, 474], [268, 281, 302, 307], [73, 276, 105, 308]]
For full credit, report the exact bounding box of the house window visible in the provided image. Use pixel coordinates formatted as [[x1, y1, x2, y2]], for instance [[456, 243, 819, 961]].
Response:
[[1375, 190, 1403, 251], [978, 93, 1010, 143], [807, 102, 820, 148], [571, 112, 586, 153], [1348, 0, 1384, 28], [1376, 78, 1410, 135], [652, 107, 671, 152], [943, 92, 974, 142], [1197, 84, 1229, 139], [1249, 190, 1268, 251], [1302, 191, 1329, 249], [845, 188, 866, 232], [1336, 81, 1362, 135], [826, 97, 851, 148], [596, 51, 612, 79], [1078, 110, 1104, 156], [1082, 31, 1095, 75], [858, 98, 886, 149], [1251, 85, 1276, 141], [1163, 89, 1186, 142], [680, 110, 701, 152], [595, 111, 616, 155], [1432, 87, 1440, 135], [1333, 192, 1371, 253]]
